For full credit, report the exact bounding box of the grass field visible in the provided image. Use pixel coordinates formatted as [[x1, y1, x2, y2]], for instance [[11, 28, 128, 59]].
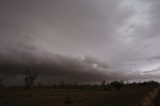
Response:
[[0, 84, 158, 106]]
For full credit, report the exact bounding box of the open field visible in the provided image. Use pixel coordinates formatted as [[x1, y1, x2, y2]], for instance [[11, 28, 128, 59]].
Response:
[[0, 84, 159, 106]]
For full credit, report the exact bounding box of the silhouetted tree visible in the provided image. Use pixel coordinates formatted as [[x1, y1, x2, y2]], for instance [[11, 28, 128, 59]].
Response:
[[101, 80, 106, 90], [24, 70, 38, 90], [110, 80, 124, 91], [60, 80, 66, 88], [73, 82, 78, 89], [38, 82, 42, 87], [0, 78, 4, 87]]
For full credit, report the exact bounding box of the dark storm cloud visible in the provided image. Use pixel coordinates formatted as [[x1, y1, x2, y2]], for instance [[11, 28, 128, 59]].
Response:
[[0, 52, 124, 85], [0, 0, 160, 84]]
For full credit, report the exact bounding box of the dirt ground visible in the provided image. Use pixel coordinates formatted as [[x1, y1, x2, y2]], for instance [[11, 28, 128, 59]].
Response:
[[0, 86, 155, 106]]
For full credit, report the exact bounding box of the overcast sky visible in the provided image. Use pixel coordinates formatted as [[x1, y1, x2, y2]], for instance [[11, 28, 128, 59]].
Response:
[[0, 0, 160, 85]]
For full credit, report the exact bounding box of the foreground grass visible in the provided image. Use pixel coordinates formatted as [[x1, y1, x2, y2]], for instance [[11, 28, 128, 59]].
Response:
[[141, 86, 160, 106], [0, 85, 158, 106]]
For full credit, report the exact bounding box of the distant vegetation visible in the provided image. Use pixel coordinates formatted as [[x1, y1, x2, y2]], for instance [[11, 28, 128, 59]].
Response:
[[43, 80, 159, 92], [0, 73, 159, 91], [0, 71, 160, 106], [0, 79, 159, 106], [24, 70, 38, 90]]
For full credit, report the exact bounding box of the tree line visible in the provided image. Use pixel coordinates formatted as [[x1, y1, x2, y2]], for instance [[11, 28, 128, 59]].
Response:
[[0, 70, 159, 91]]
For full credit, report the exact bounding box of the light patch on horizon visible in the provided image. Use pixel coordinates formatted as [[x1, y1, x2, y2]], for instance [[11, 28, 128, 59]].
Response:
[[140, 63, 160, 74]]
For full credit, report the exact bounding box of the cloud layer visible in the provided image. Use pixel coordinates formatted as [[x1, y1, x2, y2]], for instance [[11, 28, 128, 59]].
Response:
[[0, 0, 160, 84]]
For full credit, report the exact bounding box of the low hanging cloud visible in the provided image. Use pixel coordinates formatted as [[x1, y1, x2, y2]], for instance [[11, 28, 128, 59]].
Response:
[[0, 50, 125, 85], [0, 49, 156, 85], [1, 0, 160, 84]]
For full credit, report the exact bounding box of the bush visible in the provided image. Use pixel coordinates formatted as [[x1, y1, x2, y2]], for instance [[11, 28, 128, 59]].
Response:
[[110, 80, 124, 91]]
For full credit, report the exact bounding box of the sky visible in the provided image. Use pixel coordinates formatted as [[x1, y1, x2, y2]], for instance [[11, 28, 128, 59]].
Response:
[[0, 0, 160, 85]]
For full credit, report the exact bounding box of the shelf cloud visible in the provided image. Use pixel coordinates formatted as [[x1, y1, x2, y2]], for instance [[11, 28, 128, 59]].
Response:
[[0, 0, 160, 84]]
